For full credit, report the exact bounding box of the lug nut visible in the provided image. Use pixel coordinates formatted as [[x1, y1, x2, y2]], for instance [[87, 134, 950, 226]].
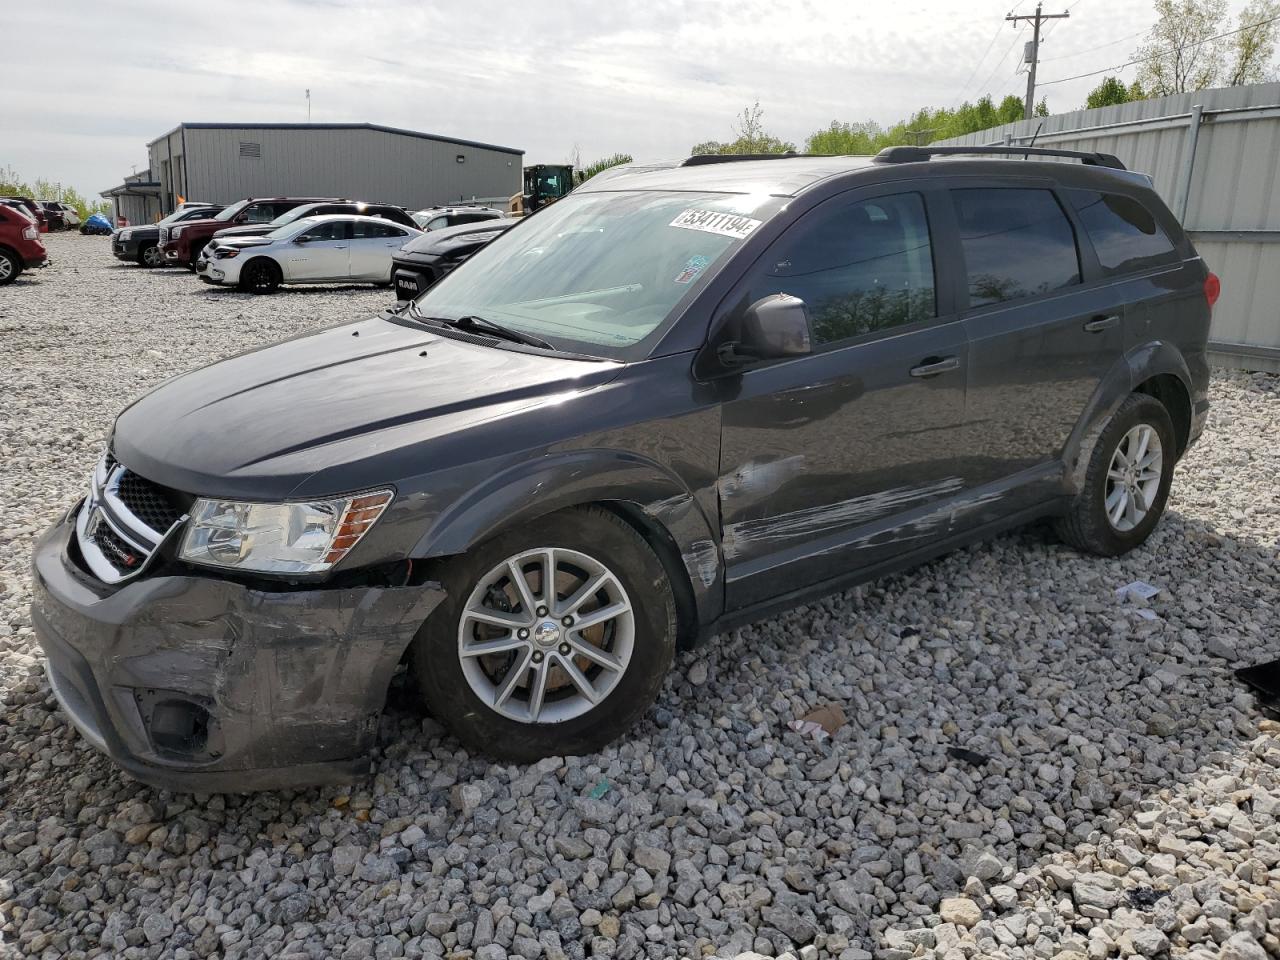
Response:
[[517, 628, 529, 640], [536, 605, 549, 617], [559, 643, 571, 655], [561, 615, 574, 626], [532, 651, 544, 663]]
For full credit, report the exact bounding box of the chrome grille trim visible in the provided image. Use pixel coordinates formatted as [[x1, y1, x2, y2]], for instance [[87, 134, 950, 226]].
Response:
[[74, 456, 187, 584]]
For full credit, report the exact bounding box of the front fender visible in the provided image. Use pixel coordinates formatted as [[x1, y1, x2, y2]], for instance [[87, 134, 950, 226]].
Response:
[[1062, 340, 1192, 494], [410, 450, 723, 626]]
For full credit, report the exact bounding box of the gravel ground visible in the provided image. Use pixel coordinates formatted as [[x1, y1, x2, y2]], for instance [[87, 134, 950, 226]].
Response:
[[1, 232, 1278, 960]]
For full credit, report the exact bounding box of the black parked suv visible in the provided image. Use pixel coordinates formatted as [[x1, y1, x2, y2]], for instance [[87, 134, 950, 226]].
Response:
[[32, 146, 1215, 791], [113, 205, 223, 267], [392, 218, 515, 301]]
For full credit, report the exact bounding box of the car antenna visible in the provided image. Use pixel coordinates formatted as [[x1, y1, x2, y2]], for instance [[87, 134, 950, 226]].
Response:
[[1024, 121, 1044, 160]]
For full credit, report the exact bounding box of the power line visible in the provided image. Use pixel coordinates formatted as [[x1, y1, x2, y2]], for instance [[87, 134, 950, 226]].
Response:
[[1038, 13, 1280, 86], [952, 21, 1009, 108], [1039, 27, 1148, 62], [972, 24, 1030, 102]]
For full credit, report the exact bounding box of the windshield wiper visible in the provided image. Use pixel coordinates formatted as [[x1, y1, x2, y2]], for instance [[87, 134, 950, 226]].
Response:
[[408, 305, 553, 350]]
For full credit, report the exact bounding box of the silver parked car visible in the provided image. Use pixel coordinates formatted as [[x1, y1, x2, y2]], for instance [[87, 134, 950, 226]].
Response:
[[195, 214, 422, 293]]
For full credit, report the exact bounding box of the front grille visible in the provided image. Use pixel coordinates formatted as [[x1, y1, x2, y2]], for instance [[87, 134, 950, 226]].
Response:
[[73, 453, 189, 584], [116, 470, 184, 532], [91, 521, 146, 574]]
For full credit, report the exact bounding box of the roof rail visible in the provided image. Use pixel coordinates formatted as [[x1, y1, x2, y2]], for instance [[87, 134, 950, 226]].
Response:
[[681, 152, 803, 166], [873, 145, 1126, 170]]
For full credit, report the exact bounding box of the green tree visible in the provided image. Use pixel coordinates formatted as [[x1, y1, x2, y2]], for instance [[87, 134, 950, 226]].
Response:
[[575, 154, 634, 185], [1134, 0, 1229, 95], [691, 102, 796, 155], [1085, 76, 1137, 107], [0, 165, 108, 220], [1226, 0, 1280, 85]]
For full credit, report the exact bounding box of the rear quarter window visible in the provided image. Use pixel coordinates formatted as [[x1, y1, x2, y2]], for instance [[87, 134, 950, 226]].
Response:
[[952, 188, 1081, 308], [1066, 189, 1178, 276]]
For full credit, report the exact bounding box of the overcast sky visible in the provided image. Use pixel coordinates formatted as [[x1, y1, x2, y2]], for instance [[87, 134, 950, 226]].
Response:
[[7, 0, 1258, 196]]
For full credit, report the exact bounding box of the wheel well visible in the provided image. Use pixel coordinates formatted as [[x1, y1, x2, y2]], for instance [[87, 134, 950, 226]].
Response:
[[598, 501, 701, 650], [0, 244, 20, 261], [244, 256, 282, 277], [1134, 374, 1192, 456]]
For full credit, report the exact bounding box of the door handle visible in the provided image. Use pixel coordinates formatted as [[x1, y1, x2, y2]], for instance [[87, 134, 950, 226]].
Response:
[[909, 356, 960, 378], [1083, 314, 1120, 333], [333, 245, 348, 249]]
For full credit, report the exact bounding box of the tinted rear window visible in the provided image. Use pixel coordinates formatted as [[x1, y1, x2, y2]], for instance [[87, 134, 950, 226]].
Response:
[[952, 188, 1081, 308], [1066, 189, 1178, 276]]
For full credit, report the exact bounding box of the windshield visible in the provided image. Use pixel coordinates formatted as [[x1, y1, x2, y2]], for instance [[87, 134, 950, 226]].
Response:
[[264, 217, 317, 240], [409, 190, 782, 360], [160, 208, 208, 226], [213, 200, 251, 222], [268, 205, 320, 228]]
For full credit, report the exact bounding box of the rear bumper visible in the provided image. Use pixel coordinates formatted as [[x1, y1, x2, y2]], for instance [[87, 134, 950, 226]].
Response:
[[31, 514, 445, 792], [22, 249, 48, 268]]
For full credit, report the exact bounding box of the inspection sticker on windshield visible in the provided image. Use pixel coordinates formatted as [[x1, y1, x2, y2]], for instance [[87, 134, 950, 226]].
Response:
[[674, 254, 711, 284], [669, 208, 762, 240]]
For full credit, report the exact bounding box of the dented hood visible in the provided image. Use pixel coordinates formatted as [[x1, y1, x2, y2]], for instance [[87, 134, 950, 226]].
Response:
[[112, 316, 620, 499]]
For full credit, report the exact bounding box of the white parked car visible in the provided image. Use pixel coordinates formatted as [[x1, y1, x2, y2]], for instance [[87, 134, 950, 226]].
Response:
[[196, 214, 422, 293], [410, 206, 506, 230]]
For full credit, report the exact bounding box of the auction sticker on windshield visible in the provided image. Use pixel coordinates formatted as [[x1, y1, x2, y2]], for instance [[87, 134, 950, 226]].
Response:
[[669, 208, 763, 240]]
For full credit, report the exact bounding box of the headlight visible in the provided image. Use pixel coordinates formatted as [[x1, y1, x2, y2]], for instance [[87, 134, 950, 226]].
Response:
[[179, 490, 393, 575], [171, 226, 184, 239], [214, 247, 239, 259], [119, 229, 132, 240]]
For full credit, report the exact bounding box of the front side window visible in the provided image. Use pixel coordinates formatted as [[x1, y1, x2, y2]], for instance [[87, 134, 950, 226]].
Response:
[[952, 188, 1081, 308], [241, 204, 278, 224], [1066, 189, 1177, 276], [412, 190, 784, 359], [744, 193, 936, 345]]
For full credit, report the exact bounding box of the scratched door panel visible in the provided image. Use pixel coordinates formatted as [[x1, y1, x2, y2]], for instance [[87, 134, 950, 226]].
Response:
[[719, 320, 970, 607]]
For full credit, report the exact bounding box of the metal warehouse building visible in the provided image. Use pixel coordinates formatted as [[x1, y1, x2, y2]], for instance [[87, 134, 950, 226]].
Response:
[[105, 122, 523, 222]]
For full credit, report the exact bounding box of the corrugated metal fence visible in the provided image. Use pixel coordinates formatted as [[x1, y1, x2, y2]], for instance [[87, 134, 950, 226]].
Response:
[[935, 82, 1280, 372]]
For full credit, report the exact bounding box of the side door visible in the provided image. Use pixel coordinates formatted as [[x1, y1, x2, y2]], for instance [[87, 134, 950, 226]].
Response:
[[714, 187, 973, 609], [349, 220, 411, 279], [946, 182, 1128, 526], [284, 220, 351, 281]]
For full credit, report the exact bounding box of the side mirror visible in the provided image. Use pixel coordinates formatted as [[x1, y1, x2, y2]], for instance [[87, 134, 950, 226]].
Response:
[[717, 294, 812, 368]]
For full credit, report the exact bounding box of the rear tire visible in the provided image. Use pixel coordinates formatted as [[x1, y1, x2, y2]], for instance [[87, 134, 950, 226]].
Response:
[[411, 506, 676, 761], [1055, 393, 1176, 556], [0, 250, 19, 285], [238, 258, 281, 294]]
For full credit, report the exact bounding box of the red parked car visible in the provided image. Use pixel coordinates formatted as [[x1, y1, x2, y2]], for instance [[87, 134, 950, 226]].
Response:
[[0, 202, 48, 284], [0, 196, 48, 232]]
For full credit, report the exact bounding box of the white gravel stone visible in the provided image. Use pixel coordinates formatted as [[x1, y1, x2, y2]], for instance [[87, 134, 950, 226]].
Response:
[[1, 235, 1279, 960]]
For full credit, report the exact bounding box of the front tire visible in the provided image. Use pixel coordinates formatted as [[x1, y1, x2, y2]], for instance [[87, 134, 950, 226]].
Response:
[[411, 506, 676, 761], [1055, 393, 1176, 556], [238, 258, 282, 294], [138, 244, 163, 268]]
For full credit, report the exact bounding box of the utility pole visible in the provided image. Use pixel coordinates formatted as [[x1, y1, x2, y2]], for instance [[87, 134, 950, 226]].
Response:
[[1007, 3, 1069, 120], [306, 89, 311, 122]]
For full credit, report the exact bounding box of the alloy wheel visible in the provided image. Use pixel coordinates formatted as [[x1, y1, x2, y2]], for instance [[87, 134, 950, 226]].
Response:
[[0, 257, 12, 282], [142, 245, 164, 267], [457, 547, 635, 724], [1104, 423, 1163, 532]]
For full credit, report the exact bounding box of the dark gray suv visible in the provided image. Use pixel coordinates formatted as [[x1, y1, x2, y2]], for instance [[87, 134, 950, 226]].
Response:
[[32, 146, 1215, 791]]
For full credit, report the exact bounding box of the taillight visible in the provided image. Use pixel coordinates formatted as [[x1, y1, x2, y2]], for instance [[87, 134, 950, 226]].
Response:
[[22, 226, 37, 241], [1204, 272, 1221, 308]]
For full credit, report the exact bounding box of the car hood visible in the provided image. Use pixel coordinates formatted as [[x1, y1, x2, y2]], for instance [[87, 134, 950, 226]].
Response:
[[112, 315, 621, 500], [214, 224, 273, 239], [214, 236, 274, 248]]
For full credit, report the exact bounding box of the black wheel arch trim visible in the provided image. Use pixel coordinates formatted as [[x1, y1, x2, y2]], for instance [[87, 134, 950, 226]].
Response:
[[407, 451, 723, 630], [1062, 340, 1196, 495]]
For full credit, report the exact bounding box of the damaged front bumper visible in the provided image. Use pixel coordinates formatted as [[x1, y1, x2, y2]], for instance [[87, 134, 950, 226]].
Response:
[[30, 515, 444, 793]]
